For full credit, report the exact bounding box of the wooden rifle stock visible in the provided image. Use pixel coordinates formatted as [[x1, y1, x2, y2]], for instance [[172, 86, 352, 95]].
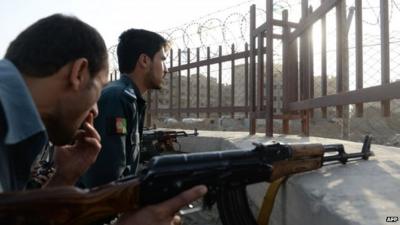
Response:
[[269, 143, 324, 181], [0, 179, 140, 225]]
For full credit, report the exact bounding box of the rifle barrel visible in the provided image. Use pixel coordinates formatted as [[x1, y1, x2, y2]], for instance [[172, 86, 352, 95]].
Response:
[[322, 136, 373, 164]]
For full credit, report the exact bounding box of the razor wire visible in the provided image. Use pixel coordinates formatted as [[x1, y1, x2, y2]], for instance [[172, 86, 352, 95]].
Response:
[[108, 0, 400, 69], [106, 0, 400, 144]]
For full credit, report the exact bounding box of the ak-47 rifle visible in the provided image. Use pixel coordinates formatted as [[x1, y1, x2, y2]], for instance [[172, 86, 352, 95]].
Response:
[[0, 136, 373, 225], [140, 129, 199, 162]]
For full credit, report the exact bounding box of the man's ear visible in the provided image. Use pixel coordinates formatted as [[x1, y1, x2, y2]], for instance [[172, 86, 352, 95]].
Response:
[[138, 53, 151, 69], [69, 58, 89, 91]]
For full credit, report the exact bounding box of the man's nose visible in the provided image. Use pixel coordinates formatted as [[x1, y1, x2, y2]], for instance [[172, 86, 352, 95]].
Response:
[[164, 62, 169, 73], [91, 104, 99, 118]]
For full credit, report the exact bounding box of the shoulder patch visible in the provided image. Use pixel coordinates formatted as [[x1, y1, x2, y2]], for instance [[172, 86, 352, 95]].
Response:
[[115, 117, 127, 134], [123, 88, 137, 100], [107, 117, 127, 135]]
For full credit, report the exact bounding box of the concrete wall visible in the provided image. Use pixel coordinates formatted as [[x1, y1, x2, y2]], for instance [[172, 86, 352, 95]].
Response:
[[177, 131, 400, 225]]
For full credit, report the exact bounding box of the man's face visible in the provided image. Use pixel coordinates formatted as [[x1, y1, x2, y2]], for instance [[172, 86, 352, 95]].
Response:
[[145, 47, 168, 90], [49, 62, 109, 145]]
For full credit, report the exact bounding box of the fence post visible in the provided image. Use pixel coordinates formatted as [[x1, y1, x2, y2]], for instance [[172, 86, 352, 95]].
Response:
[[337, 0, 350, 139], [186, 48, 191, 118], [336, 0, 343, 119], [231, 44, 235, 118], [355, 0, 364, 117], [169, 49, 174, 118], [249, 4, 257, 135], [265, 0, 274, 137], [196, 47, 200, 118], [380, 0, 390, 117], [300, 0, 310, 136], [308, 7, 314, 119], [245, 43, 249, 118], [257, 33, 264, 113], [218, 45, 223, 118], [282, 10, 290, 134], [321, 0, 327, 119], [178, 49, 182, 120], [207, 47, 211, 118]]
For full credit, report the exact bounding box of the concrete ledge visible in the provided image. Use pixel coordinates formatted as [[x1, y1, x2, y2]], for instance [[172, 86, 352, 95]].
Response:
[[178, 130, 400, 225]]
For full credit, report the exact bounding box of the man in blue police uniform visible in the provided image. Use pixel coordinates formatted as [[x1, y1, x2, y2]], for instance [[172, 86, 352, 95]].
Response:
[[81, 29, 170, 187], [0, 14, 107, 192], [0, 15, 205, 225]]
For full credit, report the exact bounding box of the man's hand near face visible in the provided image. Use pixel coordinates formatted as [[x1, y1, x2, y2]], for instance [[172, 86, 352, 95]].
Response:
[[46, 113, 101, 187]]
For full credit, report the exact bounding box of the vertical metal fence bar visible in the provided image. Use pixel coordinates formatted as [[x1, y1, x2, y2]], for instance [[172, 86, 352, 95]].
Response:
[[249, 4, 257, 134], [321, 0, 328, 119], [300, 0, 310, 136], [282, 9, 290, 134], [355, 0, 363, 117], [290, 37, 299, 104], [178, 49, 181, 120], [290, 22, 299, 133], [343, 0, 350, 139], [287, 8, 300, 134], [231, 44, 235, 118], [207, 47, 211, 118], [245, 43, 249, 118], [257, 33, 264, 113], [300, 0, 309, 102], [169, 49, 174, 118], [196, 47, 200, 118], [265, 0, 274, 137], [187, 48, 191, 118], [308, 7, 314, 119], [218, 45, 222, 118], [337, 0, 350, 139], [380, 0, 390, 117], [336, 0, 344, 118]]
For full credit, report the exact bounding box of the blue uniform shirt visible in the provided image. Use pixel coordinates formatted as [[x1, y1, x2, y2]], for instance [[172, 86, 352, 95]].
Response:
[[81, 74, 146, 187], [0, 59, 47, 192]]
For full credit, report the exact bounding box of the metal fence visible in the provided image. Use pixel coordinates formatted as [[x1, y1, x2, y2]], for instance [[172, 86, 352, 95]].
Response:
[[108, 0, 400, 142], [279, 0, 400, 140]]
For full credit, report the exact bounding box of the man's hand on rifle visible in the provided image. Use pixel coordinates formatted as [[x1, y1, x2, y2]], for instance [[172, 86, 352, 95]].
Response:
[[117, 185, 207, 225]]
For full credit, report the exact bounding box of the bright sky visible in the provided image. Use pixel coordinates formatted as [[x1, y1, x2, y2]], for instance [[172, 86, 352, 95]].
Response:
[[2, 0, 399, 87], [0, 0, 264, 56]]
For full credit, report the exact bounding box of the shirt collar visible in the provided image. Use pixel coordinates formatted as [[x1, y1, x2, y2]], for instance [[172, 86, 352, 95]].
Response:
[[0, 59, 46, 145], [120, 74, 146, 105]]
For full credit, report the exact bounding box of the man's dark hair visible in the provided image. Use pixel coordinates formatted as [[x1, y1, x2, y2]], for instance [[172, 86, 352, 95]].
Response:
[[5, 14, 107, 77], [117, 29, 168, 74]]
